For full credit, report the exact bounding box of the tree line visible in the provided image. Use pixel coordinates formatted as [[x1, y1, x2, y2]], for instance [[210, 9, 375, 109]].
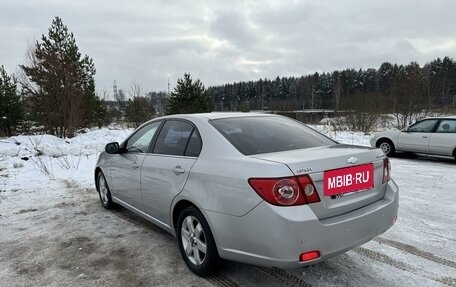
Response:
[[206, 58, 456, 127]]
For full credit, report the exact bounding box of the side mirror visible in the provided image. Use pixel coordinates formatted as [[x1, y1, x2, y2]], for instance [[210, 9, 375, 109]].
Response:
[[105, 142, 121, 154]]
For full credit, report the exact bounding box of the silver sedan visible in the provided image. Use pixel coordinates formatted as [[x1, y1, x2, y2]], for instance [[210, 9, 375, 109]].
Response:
[[95, 113, 399, 276]]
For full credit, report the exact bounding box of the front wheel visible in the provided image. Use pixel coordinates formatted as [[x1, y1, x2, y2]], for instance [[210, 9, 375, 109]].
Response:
[[96, 171, 115, 209], [176, 206, 219, 276], [378, 139, 395, 156]]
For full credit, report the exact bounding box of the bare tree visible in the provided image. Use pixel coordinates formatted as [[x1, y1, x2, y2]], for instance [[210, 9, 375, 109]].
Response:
[[129, 82, 143, 98], [391, 62, 427, 129], [338, 91, 386, 133]]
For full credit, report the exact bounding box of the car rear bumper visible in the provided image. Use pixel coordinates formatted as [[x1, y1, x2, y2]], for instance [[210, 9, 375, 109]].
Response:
[[205, 180, 399, 268]]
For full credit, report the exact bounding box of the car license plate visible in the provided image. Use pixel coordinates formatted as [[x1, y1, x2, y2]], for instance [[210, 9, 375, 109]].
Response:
[[323, 164, 374, 196]]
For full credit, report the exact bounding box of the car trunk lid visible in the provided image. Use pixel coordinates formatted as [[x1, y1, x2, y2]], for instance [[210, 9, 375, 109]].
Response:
[[250, 144, 388, 220]]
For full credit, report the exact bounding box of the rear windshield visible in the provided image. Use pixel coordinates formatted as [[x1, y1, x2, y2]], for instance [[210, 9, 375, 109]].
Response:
[[210, 116, 336, 155]]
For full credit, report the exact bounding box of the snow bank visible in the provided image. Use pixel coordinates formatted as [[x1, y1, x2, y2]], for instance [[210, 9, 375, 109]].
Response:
[[0, 127, 133, 193]]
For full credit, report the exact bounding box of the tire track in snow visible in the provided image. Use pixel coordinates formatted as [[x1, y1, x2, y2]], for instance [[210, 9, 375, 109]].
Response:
[[354, 247, 456, 287], [205, 273, 239, 287], [375, 237, 456, 269], [257, 267, 312, 287], [355, 247, 416, 272]]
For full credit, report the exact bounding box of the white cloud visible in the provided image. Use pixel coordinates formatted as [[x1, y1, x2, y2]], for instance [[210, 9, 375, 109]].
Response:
[[1, 0, 455, 93]]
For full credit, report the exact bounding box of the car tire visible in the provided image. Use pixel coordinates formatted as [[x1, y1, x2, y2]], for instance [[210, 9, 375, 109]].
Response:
[[176, 206, 219, 276], [377, 139, 395, 156], [96, 171, 115, 209]]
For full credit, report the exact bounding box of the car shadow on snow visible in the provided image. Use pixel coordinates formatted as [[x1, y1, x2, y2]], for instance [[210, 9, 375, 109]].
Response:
[[109, 205, 173, 237]]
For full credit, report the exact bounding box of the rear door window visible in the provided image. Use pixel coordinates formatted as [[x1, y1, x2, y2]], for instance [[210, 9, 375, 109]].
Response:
[[210, 116, 336, 155], [153, 120, 200, 156], [436, 120, 456, 133], [185, 130, 202, 157]]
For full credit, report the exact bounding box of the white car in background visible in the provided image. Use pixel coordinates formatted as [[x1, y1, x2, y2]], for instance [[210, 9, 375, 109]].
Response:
[[370, 116, 456, 160]]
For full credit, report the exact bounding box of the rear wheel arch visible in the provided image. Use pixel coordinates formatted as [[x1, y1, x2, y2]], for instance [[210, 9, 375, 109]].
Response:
[[172, 199, 221, 250], [172, 200, 198, 230], [452, 148, 456, 160]]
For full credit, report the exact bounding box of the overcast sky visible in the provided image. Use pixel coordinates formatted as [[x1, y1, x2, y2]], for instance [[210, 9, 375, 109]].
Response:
[[1, 0, 455, 95]]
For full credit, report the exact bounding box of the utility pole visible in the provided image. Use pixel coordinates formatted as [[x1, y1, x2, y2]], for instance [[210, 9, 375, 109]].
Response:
[[113, 80, 118, 100], [160, 78, 170, 116], [167, 78, 170, 96]]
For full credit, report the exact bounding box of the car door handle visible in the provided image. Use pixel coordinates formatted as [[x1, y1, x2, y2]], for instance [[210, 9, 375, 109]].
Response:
[[132, 162, 140, 169], [422, 136, 429, 138], [172, 166, 185, 175]]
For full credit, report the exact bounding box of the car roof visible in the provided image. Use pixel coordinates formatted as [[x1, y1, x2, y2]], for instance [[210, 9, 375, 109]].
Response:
[[158, 112, 279, 121], [422, 116, 456, 120]]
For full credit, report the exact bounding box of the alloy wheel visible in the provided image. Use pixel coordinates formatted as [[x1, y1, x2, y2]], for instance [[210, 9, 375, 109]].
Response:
[[379, 142, 391, 155], [180, 215, 207, 266]]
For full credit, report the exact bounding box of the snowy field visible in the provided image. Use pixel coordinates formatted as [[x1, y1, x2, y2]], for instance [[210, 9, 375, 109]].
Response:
[[0, 126, 455, 287]]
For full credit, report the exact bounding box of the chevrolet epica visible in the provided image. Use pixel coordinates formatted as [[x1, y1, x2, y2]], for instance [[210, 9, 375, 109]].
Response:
[[95, 113, 399, 276]]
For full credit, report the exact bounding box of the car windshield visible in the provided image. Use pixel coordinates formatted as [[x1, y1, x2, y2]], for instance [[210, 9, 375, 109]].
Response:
[[210, 116, 336, 155]]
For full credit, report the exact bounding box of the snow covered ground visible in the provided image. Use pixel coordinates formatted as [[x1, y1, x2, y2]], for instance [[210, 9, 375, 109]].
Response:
[[0, 126, 455, 287]]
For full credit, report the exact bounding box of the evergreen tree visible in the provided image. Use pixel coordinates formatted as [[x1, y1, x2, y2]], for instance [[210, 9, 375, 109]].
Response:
[[125, 96, 155, 127], [0, 66, 24, 136], [86, 94, 109, 128], [166, 73, 210, 114], [20, 17, 97, 137]]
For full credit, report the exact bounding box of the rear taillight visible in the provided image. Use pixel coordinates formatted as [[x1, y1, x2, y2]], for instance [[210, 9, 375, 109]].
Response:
[[296, 175, 320, 204], [382, 157, 391, 183], [248, 175, 320, 206]]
